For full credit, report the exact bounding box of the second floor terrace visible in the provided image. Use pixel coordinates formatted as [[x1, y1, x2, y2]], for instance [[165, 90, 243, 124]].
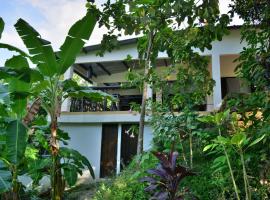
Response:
[[61, 28, 251, 115]]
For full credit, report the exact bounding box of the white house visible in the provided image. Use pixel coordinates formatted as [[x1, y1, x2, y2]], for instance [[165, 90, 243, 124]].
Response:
[[59, 27, 249, 179]]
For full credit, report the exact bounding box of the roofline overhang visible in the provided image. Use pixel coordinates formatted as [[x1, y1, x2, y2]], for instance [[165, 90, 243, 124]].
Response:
[[81, 25, 243, 54]]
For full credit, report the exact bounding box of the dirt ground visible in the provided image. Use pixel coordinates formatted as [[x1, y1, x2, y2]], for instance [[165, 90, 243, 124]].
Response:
[[65, 179, 108, 200]]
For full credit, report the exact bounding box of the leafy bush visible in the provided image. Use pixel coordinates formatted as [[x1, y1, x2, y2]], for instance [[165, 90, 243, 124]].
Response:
[[93, 152, 157, 200]]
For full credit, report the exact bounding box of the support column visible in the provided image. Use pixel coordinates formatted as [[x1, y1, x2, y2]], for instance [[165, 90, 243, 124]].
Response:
[[64, 66, 74, 80], [116, 124, 122, 174], [211, 54, 222, 109], [62, 66, 74, 112], [146, 84, 153, 99]]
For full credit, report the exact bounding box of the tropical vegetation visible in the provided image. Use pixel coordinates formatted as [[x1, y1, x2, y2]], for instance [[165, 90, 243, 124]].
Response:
[[0, 0, 269, 199]]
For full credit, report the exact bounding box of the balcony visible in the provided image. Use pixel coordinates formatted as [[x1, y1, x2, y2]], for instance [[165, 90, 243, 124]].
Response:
[[70, 86, 142, 112]]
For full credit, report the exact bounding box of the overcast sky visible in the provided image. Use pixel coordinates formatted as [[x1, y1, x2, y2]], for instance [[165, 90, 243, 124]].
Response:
[[0, 0, 240, 65]]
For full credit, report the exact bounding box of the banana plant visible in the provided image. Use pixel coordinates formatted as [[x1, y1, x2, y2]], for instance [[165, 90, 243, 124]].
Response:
[[0, 17, 46, 199], [0, 83, 33, 199], [0, 17, 39, 197], [0, 3, 113, 199]]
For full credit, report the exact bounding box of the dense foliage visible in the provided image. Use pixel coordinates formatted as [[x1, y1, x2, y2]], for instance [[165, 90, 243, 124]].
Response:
[[93, 153, 156, 200]]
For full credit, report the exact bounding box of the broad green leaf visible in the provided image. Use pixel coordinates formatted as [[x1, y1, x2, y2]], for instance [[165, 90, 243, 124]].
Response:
[[5, 55, 29, 69], [62, 79, 81, 91], [9, 78, 30, 93], [247, 134, 265, 149], [0, 43, 29, 57], [203, 144, 215, 152], [4, 56, 34, 94], [0, 170, 11, 193], [14, 19, 58, 76], [63, 79, 115, 102], [214, 110, 230, 125], [231, 133, 246, 147], [0, 84, 9, 104], [216, 136, 230, 145], [197, 115, 215, 123], [79, 154, 95, 179], [63, 164, 78, 187], [58, 11, 97, 74], [60, 147, 95, 179], [0, 17, 4, 39], [6, 120, 28, 164], [66, 89, 115, 102], [10, 93, 28, 117]]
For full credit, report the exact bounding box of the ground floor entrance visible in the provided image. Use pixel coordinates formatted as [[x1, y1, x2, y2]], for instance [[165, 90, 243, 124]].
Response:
[[100, 123, 138, 178]]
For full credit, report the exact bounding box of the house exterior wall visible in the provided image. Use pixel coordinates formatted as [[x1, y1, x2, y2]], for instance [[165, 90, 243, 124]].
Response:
[[60, 123, 102, 178], [220, 55, 239, 77], [59, 118, 153, 179]]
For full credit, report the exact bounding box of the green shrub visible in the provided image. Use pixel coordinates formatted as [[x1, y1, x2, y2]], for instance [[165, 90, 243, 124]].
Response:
[[93, 152, 157, 200]]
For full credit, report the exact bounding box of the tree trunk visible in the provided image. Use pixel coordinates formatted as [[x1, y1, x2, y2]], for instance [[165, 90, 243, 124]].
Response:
[[12, 168, 19, 200], [50, 118, 64, 200], [137, 81, 148, 155], [189, 132, 193, 169], [137, 30, 154, 155]]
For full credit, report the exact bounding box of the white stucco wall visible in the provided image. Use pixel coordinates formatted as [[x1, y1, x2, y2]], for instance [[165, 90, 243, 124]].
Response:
[[60, 123, 102, 178], [220, 55, 239, 77], [143, 125, 153, 151]]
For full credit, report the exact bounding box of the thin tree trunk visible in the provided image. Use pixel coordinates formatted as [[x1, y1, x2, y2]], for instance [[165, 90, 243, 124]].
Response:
[[189, 132, 193, 169], [137, 82, 148, 155], [11, 169, 19, 200], [50, 117, 64, 200], [137, 30, 155, 155]]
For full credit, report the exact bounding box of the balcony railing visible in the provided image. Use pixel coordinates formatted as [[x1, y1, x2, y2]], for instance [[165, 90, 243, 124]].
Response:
[[68, 86, 210, 112], [70, 94, 143, 112], [70, 97, 119, 112]]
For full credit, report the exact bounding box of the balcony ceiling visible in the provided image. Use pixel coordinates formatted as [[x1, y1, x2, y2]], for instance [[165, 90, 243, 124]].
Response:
[[74, 58, 171, 83]]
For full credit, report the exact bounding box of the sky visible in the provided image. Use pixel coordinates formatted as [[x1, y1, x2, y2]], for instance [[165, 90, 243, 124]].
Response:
[[0, 0, 240, 66]]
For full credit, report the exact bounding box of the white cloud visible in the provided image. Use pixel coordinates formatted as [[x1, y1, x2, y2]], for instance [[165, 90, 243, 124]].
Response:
[[24, 0, 108, 49]]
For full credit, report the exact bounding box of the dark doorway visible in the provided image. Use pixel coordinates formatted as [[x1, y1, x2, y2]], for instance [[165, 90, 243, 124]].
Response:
[[100, 124, 118, 178], [121, 124, 138, 169], [221, 77, 241, 98]]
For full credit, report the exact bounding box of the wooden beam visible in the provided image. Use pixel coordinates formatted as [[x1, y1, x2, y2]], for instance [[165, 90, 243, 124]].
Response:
[[78, 64, 97, 78], [96, 63, 111, 75], [88, 65, 97, 78], [77, 63, 88, 70], [74, 69, 93, 84], [122, 61, 130, 69]]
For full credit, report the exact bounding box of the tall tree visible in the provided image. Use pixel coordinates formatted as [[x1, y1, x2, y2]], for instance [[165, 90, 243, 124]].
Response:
[[231, 0, 270, 90], [99, 0, 230, 155]]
